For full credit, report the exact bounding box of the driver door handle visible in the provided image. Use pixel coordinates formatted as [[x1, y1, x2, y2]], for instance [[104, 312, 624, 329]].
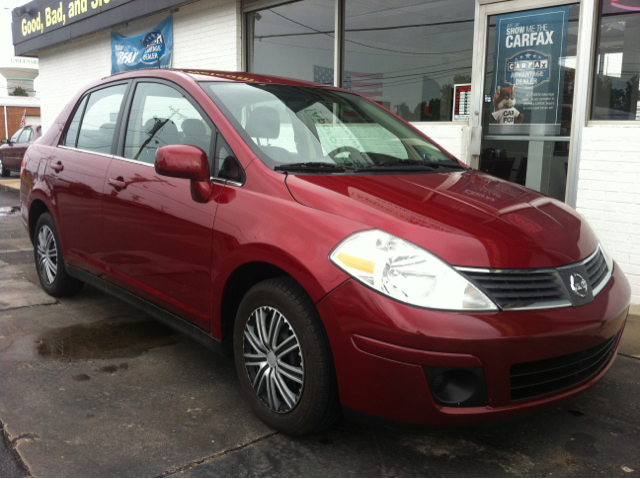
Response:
[[108, 177, 127, 190], [52, 161, 63, 173]]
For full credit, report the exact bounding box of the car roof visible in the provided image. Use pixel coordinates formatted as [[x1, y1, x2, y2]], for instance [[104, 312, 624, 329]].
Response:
[[101, 68, 334, 89]]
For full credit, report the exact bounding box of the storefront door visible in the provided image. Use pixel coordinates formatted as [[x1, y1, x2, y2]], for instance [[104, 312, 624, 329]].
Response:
[[474, 1, 580, 202]]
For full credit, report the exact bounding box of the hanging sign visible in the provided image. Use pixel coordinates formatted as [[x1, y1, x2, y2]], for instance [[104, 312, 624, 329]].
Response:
[[111, 16, 173, 74], [490, 6, 569, 128]]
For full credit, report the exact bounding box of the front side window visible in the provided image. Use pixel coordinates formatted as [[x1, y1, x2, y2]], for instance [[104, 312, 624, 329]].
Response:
[[10, 128, 23, 143], [77, 84, 127, 154], [201, 81, 459, 172], [18, 128, 33, 143], [124, 82, 213, 166], [591, 1, 640, 120]]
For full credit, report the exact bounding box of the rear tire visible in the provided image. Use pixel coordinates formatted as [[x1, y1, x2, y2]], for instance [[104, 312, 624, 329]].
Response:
[[0, 155, 10, 177], [33, 212, 84, 297], [233, 277, 339, 436]]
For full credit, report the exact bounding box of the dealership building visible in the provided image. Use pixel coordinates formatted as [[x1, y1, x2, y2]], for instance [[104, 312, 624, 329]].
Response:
[[10, 0, 640, 306]]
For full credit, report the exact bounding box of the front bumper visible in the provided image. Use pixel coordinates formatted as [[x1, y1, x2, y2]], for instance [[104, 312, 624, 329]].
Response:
[[316, 263, 631, 426]]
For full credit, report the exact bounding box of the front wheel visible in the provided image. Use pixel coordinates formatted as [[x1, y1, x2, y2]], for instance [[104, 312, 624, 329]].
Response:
[[33, 212, 84, 297], [233, 277, 339, 435]]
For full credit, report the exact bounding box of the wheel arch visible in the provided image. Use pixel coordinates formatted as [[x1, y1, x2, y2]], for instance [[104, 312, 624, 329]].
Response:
[[214, 244, 345, 353]]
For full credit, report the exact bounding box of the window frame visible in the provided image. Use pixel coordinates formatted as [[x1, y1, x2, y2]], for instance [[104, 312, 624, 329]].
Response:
[[116, 78, 242, 182], [59, 80, 132, 155], [10, 128, 23, 143], [18, 127, 33, 143], [588, 0, 640, 123]]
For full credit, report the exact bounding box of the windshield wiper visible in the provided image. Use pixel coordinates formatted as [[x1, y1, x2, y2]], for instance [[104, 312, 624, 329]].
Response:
[[274, 162, 348, 173], [355, 159, 466, 172]]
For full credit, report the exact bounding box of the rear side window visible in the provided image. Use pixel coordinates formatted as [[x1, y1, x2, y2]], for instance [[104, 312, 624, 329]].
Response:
[[77, 84, 127, 155], [63, 96, 88, 147], [18, 128, 33, 143], [123, 82, 213, 165]]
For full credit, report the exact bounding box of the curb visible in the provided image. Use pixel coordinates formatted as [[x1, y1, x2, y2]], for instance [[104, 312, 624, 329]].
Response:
[[0, 183, 20, 194]]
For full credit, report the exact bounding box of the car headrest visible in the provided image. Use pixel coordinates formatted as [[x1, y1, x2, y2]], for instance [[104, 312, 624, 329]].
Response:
[[182, 119, 206, 137], [99, 123, 116, 131], [245, 107, 280, 140]]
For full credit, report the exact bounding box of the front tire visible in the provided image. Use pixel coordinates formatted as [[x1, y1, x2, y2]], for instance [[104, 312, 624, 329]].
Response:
[[233, 277, 339, 435], [34, 213, 84, 297]]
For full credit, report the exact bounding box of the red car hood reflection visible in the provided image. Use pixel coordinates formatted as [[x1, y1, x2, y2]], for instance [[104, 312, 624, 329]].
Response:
[[285, 170, 598, 269]]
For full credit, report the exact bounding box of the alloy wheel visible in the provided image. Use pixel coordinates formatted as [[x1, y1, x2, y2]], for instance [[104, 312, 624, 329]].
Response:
[[243, 306, 304, 413], [37, 225, 58, 284]]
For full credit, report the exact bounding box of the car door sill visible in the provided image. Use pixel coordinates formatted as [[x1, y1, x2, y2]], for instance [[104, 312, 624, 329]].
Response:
[[66, 264, 226, 356]]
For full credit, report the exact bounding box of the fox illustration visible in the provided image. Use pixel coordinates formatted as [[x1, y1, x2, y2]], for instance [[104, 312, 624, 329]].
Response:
[[491, 84, 524, 124]]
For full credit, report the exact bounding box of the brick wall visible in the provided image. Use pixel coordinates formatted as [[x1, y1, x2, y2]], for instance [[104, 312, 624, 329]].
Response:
[[576, 124, 640, 305], [0, 106, 41, 140], [37, 0, 241, 131]]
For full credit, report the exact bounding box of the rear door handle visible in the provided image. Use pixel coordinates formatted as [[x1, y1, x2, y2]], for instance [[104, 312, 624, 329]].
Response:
[[108, 177, 127, 190], [51, 161, 63, 173]]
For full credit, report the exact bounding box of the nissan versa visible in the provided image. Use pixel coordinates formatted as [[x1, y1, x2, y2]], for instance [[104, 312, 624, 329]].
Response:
[[20, 69, 630, 435]]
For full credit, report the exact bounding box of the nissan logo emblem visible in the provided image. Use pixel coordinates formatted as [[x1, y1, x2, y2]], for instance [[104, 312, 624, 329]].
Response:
[[570, 273, 589, 298]]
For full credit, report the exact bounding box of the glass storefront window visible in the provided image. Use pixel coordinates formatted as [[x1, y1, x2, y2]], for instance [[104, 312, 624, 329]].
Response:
[[343, 0, 474, 122], [246, 0, 335, 84], [591, 1, 640, 120]]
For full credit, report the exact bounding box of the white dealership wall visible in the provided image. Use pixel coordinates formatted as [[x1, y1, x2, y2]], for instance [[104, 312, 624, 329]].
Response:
[[575, 124, 640, 306], [38, 0, 241, 131]]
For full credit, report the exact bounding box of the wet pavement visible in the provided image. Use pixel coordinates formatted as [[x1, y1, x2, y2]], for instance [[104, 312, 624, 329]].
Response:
[[1, 187, 640, 477]]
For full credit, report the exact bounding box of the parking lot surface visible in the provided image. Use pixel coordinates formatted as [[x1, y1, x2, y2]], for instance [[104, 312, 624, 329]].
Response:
[[1, 185, 639, 477]]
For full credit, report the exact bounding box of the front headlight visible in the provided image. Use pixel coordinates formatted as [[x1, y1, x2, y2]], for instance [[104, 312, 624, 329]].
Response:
[[329, 229, 497, 311]]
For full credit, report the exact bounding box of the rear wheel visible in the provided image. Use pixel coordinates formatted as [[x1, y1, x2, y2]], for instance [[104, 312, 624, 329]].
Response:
[[34, 213, 84, 297], [0, 155, 10, 177], [233, 277, 339, 435]]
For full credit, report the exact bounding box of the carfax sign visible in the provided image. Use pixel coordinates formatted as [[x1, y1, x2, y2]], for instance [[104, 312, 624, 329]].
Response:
[[490, 6, 569, 127], [111, 16, 173, 74]]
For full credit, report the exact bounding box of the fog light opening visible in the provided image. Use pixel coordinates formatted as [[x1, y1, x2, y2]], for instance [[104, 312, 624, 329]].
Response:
[[424, 366, 487, 408]]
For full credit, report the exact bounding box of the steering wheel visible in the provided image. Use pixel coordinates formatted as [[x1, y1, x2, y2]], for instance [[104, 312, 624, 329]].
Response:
[[327, 146, 364, 164]]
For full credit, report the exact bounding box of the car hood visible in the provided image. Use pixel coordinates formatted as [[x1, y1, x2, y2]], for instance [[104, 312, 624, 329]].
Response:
[[285, 170, 598, 269]]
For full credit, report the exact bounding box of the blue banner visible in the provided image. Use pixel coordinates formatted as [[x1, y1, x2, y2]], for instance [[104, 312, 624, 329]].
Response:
[[111, 16, 173, 74], [491, 7, 569, 128]]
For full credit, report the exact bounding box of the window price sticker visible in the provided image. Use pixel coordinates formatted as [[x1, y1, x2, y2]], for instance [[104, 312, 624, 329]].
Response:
[[453, 84, 471, 121]]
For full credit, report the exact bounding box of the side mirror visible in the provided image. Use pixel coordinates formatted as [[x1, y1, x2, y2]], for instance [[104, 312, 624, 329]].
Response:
[[155, 144, 213, 203]]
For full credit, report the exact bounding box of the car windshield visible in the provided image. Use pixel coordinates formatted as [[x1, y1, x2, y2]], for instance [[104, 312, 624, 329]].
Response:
[[199, 82, 463, 172]]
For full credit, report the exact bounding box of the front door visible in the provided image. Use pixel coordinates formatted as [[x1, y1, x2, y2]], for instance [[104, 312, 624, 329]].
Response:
[[477, 2, 580, 202], [102, 81, 221, 330]]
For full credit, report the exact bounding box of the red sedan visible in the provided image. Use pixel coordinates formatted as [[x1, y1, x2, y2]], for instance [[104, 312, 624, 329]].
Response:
[[20, 69, 630, 435], [1, 124, 42, 177]]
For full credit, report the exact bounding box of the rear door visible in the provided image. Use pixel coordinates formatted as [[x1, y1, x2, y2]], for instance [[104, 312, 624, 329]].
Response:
[[52, 82, 129, 275], [102, 80, 224, 329]]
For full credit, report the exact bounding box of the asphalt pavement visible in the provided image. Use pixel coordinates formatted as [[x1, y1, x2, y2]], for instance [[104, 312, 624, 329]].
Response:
[[1, 182, 639, 477]]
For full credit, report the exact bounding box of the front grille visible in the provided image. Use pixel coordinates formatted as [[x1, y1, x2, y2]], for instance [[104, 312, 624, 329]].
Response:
[[584, 248, 608, 291], [462, 270, 567, 310], [510, 334, 618, 402], [457, 245, 611, 311]]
